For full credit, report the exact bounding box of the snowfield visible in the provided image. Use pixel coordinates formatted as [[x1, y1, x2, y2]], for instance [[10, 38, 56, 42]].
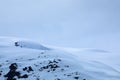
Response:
[[0, 37, 120, 80]]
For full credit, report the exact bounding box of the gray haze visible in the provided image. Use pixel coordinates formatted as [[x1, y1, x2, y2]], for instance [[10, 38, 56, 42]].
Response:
[[0, 0, 120, 52]]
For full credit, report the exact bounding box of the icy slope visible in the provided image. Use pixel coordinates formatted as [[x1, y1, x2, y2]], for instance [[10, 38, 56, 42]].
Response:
[[0, 37, 120, 80]]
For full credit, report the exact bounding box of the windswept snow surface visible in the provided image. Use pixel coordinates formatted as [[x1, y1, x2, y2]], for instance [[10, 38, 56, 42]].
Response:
[[0, 37, 120, 80]]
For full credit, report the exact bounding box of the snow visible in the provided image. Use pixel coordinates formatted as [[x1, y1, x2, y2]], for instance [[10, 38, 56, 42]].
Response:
[[0, 37, 120, 80]]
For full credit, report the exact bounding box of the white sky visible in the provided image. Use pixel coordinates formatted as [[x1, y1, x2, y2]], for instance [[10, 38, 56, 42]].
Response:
[[0, 0, 120, 52]]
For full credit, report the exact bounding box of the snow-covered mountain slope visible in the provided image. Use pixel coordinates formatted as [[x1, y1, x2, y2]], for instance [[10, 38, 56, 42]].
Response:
[[0, 37, 120, 80]]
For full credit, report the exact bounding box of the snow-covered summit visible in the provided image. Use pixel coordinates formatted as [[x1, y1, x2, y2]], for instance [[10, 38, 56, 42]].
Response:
[[0, 37, 50, 50], [0, 37, 120, 80]]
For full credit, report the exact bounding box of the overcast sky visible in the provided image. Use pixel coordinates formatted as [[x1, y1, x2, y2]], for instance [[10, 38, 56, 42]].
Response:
[[0, 0, 120, 52]]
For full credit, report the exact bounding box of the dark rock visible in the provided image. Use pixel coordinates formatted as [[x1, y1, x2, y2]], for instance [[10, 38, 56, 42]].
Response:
[[15, 42, 19, 47], [74, 76, 79, 80], [23, 67, 27, 71], [21, 74, 28, 78], [28, 66, 33, 71], [23, 66, 33, 73], [9, 63, 18, 70], [4, 63, 29, 80], [40, 59, 60, 72], [55, 78, 61, 80]]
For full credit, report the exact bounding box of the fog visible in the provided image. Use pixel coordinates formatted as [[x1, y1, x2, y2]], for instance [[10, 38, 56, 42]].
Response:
[[0, 0, 120, 52]]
